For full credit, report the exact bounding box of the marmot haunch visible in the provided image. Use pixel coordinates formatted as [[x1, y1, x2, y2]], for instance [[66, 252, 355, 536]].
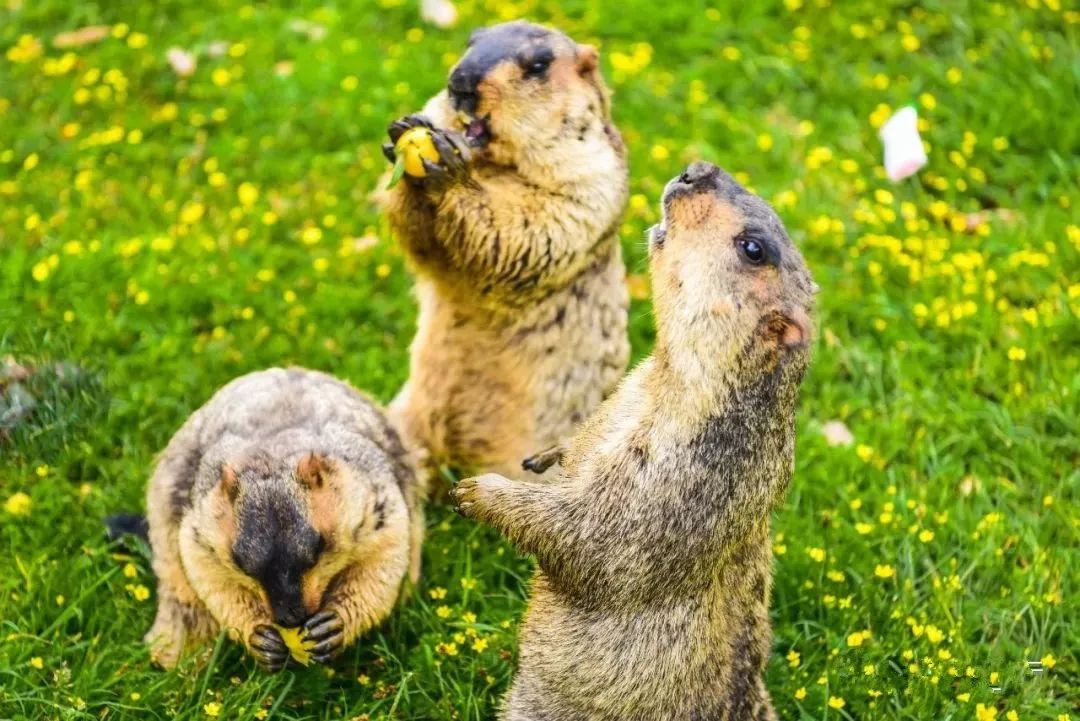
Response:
[[142, 367, 423, 670], [452, 162, 817, 720], [381, 20, 630, 481]]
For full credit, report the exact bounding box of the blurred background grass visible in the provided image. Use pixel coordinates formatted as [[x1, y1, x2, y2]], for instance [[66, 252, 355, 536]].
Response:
[[0, 0, 1077, 719]]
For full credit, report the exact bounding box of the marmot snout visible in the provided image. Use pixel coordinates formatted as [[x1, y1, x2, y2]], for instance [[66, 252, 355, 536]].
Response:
[[452, 163, 816, 720]]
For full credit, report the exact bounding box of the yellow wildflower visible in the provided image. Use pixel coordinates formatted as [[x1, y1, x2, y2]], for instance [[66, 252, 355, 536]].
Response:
[[874, 564, 896, 579], [4, 492, 32, 516]]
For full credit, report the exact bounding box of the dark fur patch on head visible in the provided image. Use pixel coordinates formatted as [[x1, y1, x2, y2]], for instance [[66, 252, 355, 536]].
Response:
[[230, 464, 324, 626], [449, 21, 569, 104]]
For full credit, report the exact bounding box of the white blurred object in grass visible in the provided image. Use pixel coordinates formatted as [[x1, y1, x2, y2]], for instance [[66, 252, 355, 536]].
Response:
[[166, 48, 196, 77], [421, 0, 458, 28], [880, 106, 927, 182]]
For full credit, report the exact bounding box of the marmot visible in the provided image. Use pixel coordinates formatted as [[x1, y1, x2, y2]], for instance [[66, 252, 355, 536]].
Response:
[[452, 162, 817, 720], [381, 20, 630, 481], [142, 367, 423, 670]]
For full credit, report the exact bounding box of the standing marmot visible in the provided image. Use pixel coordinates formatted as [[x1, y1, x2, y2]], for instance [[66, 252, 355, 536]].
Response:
[[143, 367, 423, 670], [452, 162, 817, 720], [381, 20, 630, 480]]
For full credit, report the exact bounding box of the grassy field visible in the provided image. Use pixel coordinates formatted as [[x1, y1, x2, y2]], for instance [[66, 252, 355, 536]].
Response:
[[1, 0, 1077, 719]]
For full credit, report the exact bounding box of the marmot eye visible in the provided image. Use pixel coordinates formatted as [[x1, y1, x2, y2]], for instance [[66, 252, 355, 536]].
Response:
[[524, 58, 551, 77], [738, 237, 766, 265]]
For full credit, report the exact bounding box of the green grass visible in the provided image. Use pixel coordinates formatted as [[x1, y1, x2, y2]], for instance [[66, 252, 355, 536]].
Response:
[[1, 0, 1077, 719]]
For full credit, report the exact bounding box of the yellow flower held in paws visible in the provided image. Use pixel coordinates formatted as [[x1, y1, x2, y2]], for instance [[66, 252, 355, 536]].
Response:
[[395, 127, 439, 178], [276, 626, 317, 666]]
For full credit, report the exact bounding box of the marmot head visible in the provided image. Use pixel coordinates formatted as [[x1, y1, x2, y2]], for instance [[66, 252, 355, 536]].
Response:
[[649, 162, 817, 378], [215, 453, 371, 627], [439, 21, 613, 164]]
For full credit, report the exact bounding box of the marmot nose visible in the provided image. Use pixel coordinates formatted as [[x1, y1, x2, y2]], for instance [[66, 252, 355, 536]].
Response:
[[449, 67, 480, 114], [272, 604, 306, 628], [270, 593, 307, 628], [678, 161, 718, 186]]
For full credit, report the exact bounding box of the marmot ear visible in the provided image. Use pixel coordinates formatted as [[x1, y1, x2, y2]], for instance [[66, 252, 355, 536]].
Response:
[[219, 464, 240, 503], [576, 44, 599, 74], [297, 452, 330, 489]]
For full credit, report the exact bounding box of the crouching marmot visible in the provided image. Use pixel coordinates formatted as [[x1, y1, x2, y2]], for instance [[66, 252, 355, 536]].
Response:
[[381, 20, 630, 481], [143, 367, 423, 670], [452, 162, 817, 720]]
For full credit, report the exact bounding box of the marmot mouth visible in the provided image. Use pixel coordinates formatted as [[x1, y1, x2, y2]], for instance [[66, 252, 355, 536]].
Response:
[[461, 114, 491, 147]]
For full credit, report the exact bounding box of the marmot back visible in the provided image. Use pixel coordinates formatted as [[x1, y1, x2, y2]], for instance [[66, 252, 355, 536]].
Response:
[[453, 162, 816, 720], [381, 21, 630, 483], [143, 367, 424, 670]]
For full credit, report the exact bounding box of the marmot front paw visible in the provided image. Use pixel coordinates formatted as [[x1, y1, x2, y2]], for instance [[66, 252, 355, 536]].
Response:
[[383, 113, 435, 161], [249, 624, 289, 673], [450, 474, 506, 519], [383, 115, 471, 192], [303, 609, 345, 663]]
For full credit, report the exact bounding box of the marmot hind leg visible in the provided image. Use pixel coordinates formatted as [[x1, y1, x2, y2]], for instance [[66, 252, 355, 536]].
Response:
[[145, 586, 217, 668]]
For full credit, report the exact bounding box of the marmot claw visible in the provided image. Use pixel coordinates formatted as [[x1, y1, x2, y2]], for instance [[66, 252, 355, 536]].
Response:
[[249, 624, 289, 672], [413, 129, 472, 191], [303, 609, 345, 663], [387, 114, 434, 144], [449, 478, 478, 516]]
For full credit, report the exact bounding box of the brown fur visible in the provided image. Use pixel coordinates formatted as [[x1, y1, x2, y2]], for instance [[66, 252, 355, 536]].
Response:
[[379, 21, 630, 482], [452, 162, 817, 720], [144, 368, 424, 670]]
